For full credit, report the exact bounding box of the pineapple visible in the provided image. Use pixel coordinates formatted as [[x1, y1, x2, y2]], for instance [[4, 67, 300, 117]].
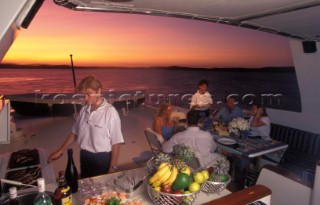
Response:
[[170, 144, 195, 170], [146, 152, 171, 174], [154, 152, 171, 165], [210, 158, 230, 182], [170, 158, 186, 170]]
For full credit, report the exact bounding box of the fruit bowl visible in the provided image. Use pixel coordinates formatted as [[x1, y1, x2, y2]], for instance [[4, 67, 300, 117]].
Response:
[[146, 156, 158, 174], [147, 181, 200, 205], [201, 174, 231, 194]]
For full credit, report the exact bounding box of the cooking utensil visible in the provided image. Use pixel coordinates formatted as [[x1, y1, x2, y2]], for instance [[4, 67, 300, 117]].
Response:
[[25, 151, 63, 179], [0, 179, 36, 188], [132, 179, 144, 191]]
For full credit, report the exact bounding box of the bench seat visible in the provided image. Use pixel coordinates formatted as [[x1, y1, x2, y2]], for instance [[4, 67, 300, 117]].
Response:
[[270, 123, 320, 182]]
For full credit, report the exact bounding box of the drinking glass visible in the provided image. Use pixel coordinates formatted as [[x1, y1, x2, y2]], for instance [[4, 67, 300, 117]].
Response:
[[79, 178, 94, 201]]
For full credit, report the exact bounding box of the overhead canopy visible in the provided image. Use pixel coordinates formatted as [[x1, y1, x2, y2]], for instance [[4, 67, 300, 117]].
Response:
[[53, 0, 320, 41]]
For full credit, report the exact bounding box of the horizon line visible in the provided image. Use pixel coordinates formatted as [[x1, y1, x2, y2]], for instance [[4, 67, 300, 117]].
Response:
[[0, 63, 294, 70]]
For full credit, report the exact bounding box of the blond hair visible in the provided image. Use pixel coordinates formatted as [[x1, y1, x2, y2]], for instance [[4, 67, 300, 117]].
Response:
[[77, 76, 102, 92], [157, 103, 171, 117]]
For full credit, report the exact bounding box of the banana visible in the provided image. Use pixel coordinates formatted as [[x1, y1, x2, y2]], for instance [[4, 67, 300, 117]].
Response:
[[149, 174, 158, 184], [162, 166, 178, 186], [157, 162, 169, 170], [152, 180, 162, 188], [156, 164, 171, 177], [157, 167, 172, 184], [149, 164, 171, 184]]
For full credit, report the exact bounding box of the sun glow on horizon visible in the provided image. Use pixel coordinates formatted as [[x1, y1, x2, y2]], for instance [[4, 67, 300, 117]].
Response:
[[1, 1, 293, 68]]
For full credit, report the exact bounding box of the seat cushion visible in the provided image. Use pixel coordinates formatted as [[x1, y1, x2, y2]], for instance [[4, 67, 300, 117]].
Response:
[[270, 123, 320, 182]]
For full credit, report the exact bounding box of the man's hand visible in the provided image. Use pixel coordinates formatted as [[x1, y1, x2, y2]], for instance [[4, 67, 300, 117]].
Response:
[[47, 150, 63, 163]]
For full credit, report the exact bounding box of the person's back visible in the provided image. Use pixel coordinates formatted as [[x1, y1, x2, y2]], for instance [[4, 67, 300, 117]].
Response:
[[162, 110, 220, 167]]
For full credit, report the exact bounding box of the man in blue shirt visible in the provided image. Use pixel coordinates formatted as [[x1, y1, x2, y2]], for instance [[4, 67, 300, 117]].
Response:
[[215, 96, 243, 125]]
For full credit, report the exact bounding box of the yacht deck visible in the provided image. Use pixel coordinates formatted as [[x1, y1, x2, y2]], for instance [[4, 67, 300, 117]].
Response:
[[1, 105, 245, 192], [0, 105, 157, 178]]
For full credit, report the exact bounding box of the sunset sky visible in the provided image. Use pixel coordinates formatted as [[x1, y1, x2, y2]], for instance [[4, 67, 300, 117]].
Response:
[[2, 0, 293, 68]]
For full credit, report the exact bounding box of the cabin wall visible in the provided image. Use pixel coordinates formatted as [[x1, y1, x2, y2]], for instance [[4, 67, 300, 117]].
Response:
[[267, 39, 320, 133], [0, 100, 10, 144]]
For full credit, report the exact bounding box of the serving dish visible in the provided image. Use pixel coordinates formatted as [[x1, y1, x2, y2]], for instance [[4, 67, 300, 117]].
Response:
[[8, 149, 40, 169], [217, 138, 237, 145], [4, 166, 42, 192]]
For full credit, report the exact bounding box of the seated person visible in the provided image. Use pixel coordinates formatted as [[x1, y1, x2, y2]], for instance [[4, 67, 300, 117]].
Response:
[[162, 110, 221, 167], [153, 103, 174, 141], [249, 103, 271, 140], [215, 96, 243, 125], [190, 79, 213, 117]]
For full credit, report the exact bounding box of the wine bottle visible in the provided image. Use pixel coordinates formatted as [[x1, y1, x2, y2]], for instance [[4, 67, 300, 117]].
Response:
[[54, 170, 72, 205], [9, 187, 20, 205], [65, 148, 78, 193], [33, 178, 52, 205]]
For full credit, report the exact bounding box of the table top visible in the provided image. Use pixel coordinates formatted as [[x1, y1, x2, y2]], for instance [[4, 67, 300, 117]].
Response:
[[45, 166, 231, 205], [214, 134, 288, 158]]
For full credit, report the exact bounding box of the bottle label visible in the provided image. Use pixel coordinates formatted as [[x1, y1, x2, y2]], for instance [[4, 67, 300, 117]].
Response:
[[61, 186, 70, 193], [61, 195, 72, 205]]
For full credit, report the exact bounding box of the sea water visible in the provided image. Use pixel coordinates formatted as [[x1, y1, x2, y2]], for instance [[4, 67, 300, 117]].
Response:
[[0, 68, 300, 111]]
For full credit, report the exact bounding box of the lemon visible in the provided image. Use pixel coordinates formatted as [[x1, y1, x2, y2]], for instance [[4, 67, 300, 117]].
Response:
[[188, 182, 201, 192]]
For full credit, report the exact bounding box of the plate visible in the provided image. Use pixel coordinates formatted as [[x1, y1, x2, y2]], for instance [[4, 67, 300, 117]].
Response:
[[249, 131, 260, 136], [217, 138, 237, 145]]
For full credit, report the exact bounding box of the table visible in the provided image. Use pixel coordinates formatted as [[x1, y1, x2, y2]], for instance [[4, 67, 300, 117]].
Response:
[[214, 135, 288, 160], [213, 133, 288, 187], [45, 167, 231, 204]]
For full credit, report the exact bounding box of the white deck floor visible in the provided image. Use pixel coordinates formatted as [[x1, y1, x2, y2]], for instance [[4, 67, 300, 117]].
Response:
[[0, 105, 157, 178]]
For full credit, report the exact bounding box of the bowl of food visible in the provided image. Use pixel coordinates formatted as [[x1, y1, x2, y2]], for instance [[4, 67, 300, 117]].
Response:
[[146, 146, 205, 205], [201, 158, 231, 194], [147, 184, 199, 205], [147, 163, 202, 205]]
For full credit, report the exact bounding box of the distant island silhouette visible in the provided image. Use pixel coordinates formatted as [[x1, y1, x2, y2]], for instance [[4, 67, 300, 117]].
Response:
[[0, 63, 295, 73]]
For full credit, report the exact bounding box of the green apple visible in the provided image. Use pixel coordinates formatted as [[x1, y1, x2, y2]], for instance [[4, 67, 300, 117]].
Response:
[[180, 166, 191, 176], [188, 182, 201, 192], [201, 170, 209, 180], [193, 172, 205, 184]]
